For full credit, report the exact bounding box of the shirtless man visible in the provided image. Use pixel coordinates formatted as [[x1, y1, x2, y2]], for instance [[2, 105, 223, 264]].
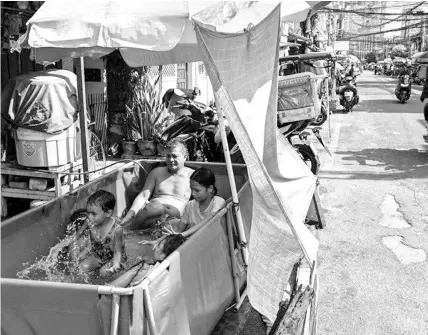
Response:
[[120, 140, 194, 230]]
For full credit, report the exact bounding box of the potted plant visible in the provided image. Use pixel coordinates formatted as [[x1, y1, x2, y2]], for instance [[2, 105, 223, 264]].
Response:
[[119, 104, 140, 156], [124, 68, 169, 156]]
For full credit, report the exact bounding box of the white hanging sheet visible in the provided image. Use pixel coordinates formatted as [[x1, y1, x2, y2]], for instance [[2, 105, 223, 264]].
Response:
[[194, 5, 318, 322]]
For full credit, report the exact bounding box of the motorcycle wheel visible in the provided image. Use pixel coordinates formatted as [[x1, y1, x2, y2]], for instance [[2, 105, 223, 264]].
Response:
[[295, 144, 320, 175], [423, 102, 428, 122], [400, 92, 406, 104], [345, 102, 352, 113], [312, 108, 328, 126]]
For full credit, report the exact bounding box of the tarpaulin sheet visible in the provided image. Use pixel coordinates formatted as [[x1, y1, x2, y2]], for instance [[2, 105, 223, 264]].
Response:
[[1, 279, 102, 335], [194, 5, 319, 323], [1, 69, 78, 134], [145, 212, 238, 335]]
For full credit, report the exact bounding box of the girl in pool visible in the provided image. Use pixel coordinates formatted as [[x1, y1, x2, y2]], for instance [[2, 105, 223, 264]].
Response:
[[141, 167, 226, 247], [179, 167, 226, 236]]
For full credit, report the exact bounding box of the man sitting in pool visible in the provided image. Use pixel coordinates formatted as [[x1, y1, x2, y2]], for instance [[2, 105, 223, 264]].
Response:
[[120, 139, 194, 231]]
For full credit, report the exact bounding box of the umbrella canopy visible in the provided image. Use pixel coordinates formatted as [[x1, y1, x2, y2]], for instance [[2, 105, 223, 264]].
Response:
[[413, 51, 428, 64], [393, 57, 405, 64], [347, 54, 360, 64], [18, 0, 325, 66], [384, 58, 393, 64], [411, 51, 424, 59], [335, 62, 344, 71]]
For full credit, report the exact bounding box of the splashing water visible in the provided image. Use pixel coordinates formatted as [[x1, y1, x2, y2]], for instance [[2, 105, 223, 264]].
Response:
[[17, 239, 92, 284], [17, 232, 154, 285]]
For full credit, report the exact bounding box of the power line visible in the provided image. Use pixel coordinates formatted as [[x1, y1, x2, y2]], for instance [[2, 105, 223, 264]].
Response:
[[339, 20, 425, 40], [326, 1, 426, 12], [320, 8, 427, 16], [348, 5, 425, 31], [353, 1, 425, 29], [346, 39, 418, 45], [342, 1, 425, 29], [360, 2, 428, 11]]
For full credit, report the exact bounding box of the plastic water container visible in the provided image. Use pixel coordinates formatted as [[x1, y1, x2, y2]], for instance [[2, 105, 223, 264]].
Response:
[[14, 122, 81, 167]]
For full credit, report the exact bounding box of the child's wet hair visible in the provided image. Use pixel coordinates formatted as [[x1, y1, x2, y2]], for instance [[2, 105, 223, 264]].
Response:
[[163, 234, 186, 258], [165, 139, 189, 159], [87, 190, 116, 213], [190, 168, 218, 195]]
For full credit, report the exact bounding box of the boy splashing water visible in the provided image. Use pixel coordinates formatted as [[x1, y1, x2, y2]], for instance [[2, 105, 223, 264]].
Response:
[[75, 190, 127, 276]]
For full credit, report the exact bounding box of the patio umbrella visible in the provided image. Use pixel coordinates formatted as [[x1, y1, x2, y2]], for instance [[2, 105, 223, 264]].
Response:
[[17, 0, 323, 66], [411, 51, 424, 59], [347, 54, 360, 64], [393, 57, 405, 64], [413, 51, 428, 64]]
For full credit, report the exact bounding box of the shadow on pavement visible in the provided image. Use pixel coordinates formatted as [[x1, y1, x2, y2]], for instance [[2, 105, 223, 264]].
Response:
[[417, 119, 428, 128], [354, 100, 424, 113], [322, 148, 428, 180], [356, 82, 396, 87]]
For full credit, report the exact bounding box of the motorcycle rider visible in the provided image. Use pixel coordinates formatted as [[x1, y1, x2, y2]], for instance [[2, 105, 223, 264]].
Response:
[[337, 63, 359, 112], [346, 63, 355, 78], [395, 68, 412, 102]]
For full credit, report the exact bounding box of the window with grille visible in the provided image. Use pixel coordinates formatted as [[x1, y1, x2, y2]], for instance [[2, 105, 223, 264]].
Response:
[[146, 65, 176, 78], [163, 64, 176, 77]]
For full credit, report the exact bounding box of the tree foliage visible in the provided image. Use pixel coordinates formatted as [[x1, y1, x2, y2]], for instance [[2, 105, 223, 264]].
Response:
[[390, 44, 409, 59], [365, 52, 377, 64]]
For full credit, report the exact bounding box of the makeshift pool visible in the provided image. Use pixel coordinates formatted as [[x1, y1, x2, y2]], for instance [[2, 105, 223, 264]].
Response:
[[1, 160, 252, 335]]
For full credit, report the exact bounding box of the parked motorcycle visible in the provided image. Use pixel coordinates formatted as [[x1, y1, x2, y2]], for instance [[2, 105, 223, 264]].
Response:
[[159, 99, 220, 162], [293, 126, 331, 175], [278, 119, 331, 175], [311, 98, 328, 126], [338, 75, 359, 113], [395, 74, 411, 104]]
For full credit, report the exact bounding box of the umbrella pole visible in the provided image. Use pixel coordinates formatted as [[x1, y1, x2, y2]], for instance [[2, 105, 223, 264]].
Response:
[[76, 56, 91, 183], [217, 107, 249, 267], [329, 62, 336, 142], [325, 76, 331, 143]]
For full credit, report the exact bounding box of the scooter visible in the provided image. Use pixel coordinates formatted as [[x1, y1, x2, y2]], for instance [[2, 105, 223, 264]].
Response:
[[338, 75, 359, 113], [278, 120, 331, 175], [395, 74, 411, 104], [311, 99, 328, 126], [293, 127, 331, 175], [159, 99, 220, 162]]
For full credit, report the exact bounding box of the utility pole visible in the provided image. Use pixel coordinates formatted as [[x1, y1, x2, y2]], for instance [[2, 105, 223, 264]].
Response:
[[421, 14, 427, 52]]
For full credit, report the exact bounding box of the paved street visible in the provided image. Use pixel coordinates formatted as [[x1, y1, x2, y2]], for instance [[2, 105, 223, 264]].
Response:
[[317, 72, 428, 334]]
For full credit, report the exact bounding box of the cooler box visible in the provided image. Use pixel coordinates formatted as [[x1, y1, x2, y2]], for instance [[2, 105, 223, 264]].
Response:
[[14, 122, 81, 167]]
